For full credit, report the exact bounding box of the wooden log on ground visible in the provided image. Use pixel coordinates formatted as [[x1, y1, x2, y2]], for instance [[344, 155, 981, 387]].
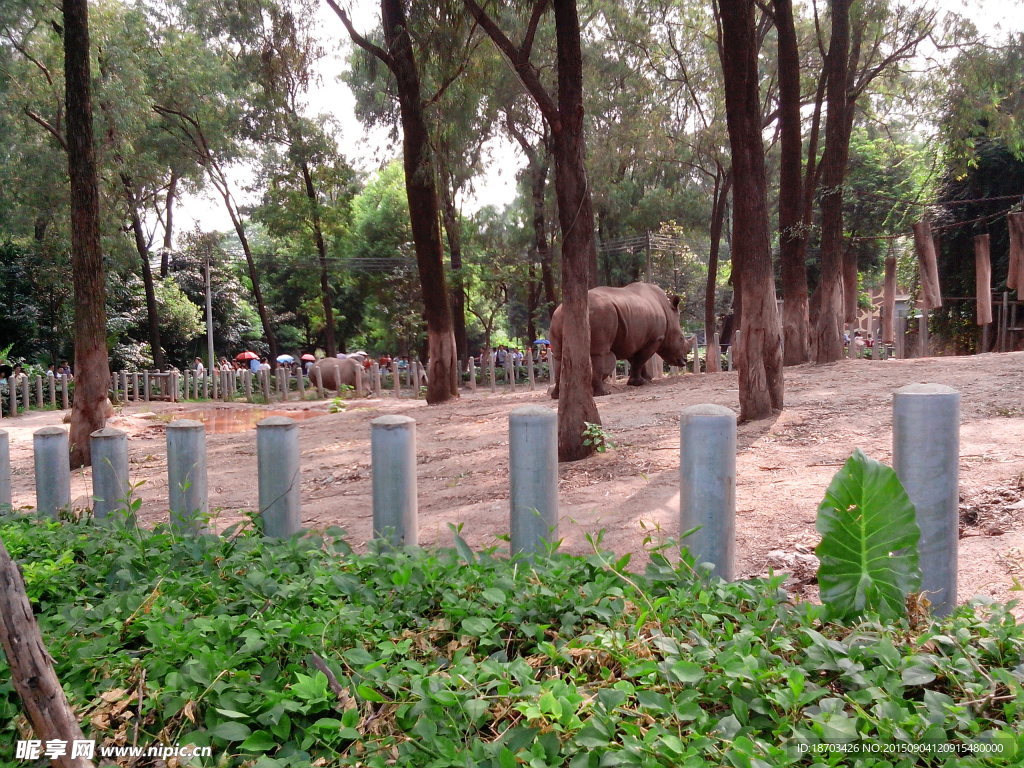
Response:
[[0, 540, 95, 768]]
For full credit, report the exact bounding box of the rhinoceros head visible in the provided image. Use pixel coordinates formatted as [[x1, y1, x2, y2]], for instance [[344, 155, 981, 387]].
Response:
[[659, 294, 693, 366]]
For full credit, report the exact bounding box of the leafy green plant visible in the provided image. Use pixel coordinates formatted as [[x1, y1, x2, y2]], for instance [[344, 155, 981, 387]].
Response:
[[0, 512, 1021, 767], [581, 421, 617, 453], [328, 397, 347, 413], [816, 448, 922, 621]]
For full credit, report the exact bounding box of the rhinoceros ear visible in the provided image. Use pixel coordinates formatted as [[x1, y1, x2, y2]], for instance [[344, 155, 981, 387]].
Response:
[[669, 294, 682, 311]]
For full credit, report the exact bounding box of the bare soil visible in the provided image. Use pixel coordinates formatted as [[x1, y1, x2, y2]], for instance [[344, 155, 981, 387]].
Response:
[[4, 353, 1024, 615]]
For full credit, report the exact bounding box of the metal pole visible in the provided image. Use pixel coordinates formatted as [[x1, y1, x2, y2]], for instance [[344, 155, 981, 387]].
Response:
[[257, 416, 301, 537], [371, 415, 417, 546], [205, 254, 215, 372], [166, 420, 208, 533], [679, 404, 736, 579], [893, 384, 960, 616], [0, 430, 11, 510], [33, 427, 70, 518], [509, 406, 558, 557], [90, 428, 131, 521]]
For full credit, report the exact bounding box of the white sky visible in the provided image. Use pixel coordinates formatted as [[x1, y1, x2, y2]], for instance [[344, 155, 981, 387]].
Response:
[[174, 0, 1023, 240]]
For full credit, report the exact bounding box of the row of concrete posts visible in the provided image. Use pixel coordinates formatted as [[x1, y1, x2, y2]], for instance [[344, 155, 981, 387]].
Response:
[[0, 383, 960, 614]]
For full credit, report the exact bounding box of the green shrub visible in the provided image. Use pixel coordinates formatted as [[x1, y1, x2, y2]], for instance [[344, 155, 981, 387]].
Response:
[[0, 513, 1021, 766]]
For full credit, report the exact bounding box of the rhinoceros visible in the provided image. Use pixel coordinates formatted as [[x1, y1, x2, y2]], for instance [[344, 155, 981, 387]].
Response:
[[549, 282, 692, 397], [311, 357, 363, 391]]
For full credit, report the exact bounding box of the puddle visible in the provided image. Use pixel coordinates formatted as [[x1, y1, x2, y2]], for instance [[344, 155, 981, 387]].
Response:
[[170, 408, 326, 434]]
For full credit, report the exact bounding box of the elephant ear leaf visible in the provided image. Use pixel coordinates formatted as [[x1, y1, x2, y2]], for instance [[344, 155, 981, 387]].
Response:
[[815, 449, 921, 622]]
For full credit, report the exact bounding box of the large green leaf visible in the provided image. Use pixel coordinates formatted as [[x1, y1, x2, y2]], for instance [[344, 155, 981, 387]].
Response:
[[815, 449, 921, 621]]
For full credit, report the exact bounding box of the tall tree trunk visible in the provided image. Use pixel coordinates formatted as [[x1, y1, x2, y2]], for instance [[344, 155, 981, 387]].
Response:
[[799, 70, 827, 351], [813, 0, 851, 363], [300, 159, 337, 357], [383, 0, 458, 402], [550, 0, 601, 459], [718, 0, 784, 420], [161, 170, 178, 276], [219, 188, 279, 367], [463, 0, 599, 458], [64, 0, 110, 468], [774, 0, 810, 365], [439, 176, 468, 368], [122, 175, 165, 370], [532, 158, 559, 317], [705, 165, 731, 373]]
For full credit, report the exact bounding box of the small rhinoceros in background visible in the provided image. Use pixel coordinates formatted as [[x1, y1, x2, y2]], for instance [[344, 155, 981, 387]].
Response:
[[549, 282, 692, 398], [311, 357, 362, 391]]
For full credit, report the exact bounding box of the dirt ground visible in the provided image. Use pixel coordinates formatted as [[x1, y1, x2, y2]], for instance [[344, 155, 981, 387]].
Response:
[[4, 353, 1024, 616]]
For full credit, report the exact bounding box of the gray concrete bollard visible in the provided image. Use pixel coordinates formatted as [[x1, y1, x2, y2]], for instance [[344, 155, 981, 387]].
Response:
[[166, 420, 208, 533], [509, 406, 559, 557], [314, 367, 324, 399], [35, 376, 44, 408], [371, 361, 381, 394], [50, 375, 57, 406], [679, 404, 736, 579], [371, 415, 417, 546], [131, 372, 140, 402], [21, 377, 30, 412], [526, 349, 536, 390], [90, 427, 131, 520], [392, 363, 401, 398], [8, 379, 17, 416], [355, 364, 364, 397], [61, 374, 70, 410], [506, 358, 516, 392], [244, 370, 253, 402], [0, 430, 11, 510], [893, 383, 960, 616], [468, 358, 477, 390], [144, 371, 151, 402], [257, 416, 301, 537], [33, 427, 70, 518], [489, 356, 496, 392], [297, 367, 306, 399]]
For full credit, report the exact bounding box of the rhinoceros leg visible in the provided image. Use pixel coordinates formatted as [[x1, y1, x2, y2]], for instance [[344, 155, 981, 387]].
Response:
[[627, 337, 664, 386], [592, 351, 616, 395]]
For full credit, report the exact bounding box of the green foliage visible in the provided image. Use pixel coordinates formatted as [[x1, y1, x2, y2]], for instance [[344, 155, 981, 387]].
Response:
[[816, 450, 922, 622], [581, 422, 617, 454], [0, 515, 1022, 766]]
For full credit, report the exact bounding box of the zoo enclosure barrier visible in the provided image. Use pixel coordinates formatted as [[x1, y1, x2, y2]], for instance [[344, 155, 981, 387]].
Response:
[[0, 383, 960, 615]]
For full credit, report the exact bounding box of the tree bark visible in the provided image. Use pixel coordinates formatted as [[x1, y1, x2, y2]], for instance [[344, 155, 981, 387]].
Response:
[[300, 159, 337, 357], [813, 0, 851, 363], [439, 175, 468, 368], [222, 193, 279, 367], [718, 0, 784, 420], [882, 248, 897, 344], [464, 0, 599, 459], [383, 0, 458, 402], [0, 540, 94, 768], [705, 165, 731, 373], [122, 176, 165, 370], [64, 0, 110, 468], [550, 0, 601, 459], [161, 170, 178, 276], [774, 0, 810, 365]]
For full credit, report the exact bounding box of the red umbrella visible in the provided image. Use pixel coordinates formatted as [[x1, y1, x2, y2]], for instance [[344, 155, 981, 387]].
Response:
[[235, 351, 259, 361], [301, 354, 316, 362]]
